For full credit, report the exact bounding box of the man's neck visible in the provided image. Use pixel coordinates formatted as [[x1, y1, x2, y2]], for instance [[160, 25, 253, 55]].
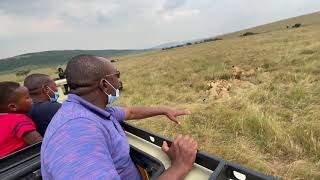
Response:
[[78, 91, 107, 110], [71, 87, 107, 110]]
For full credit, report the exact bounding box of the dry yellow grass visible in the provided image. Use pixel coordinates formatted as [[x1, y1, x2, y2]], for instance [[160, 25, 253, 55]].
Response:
[[1, 12, 320, 180], [114, 21, 320, 180]]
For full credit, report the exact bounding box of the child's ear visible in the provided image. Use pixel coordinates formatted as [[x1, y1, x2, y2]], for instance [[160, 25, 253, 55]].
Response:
[[8, 103, 17, 112]]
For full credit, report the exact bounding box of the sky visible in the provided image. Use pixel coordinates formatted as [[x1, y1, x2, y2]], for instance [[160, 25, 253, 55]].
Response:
[[0, 0, 319, 59]]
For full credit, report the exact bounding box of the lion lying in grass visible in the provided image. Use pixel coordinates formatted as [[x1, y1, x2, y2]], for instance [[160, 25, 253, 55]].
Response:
[[206, 79, 253, 100], [231, 65, 260, 79]]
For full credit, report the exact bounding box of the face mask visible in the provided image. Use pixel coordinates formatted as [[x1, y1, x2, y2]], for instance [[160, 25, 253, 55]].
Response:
[[103, 79, 120, 105], [47, 87, 60, 102]]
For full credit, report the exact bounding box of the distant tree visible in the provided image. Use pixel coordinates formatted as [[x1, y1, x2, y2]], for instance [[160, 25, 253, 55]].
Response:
[[203, 38, 214, 42], [240, 32, 258, 37], [292, 23, 302, 28], [201, 38, 223, 43], [211, 38, 222, 41]]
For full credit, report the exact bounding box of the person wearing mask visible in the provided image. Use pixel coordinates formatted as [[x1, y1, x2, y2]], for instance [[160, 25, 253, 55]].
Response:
[[41, 55, 198, 180], [24, 74, 61, 136]]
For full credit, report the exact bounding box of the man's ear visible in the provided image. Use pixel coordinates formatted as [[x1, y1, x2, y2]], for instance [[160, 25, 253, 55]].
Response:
[[8, 103, 17, 112], [99, 79, 108, 92]]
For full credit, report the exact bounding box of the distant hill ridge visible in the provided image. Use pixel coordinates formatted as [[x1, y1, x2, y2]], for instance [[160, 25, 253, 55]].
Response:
[[219, 11, 320, 38], [153, 11, 320, 49], [0, 49, 147, 73]]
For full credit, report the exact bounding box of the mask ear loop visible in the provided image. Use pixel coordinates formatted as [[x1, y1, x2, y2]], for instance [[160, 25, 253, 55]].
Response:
[[103, 79, 117, 91], [102, 79, 114, 106], [47, 86, 55, 93], [43, 85, 52, 100], [101, 79, 111, 96], [105, 79, 117, 90], [103, 89, 110, 96]]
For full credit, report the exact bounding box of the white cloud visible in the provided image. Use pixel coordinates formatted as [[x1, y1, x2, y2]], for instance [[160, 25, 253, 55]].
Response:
[[163, 0, 187, 10], [159, 9, 200, 23], [0, 0, 319, 58], [57, 0, 119, 23], [0, 11, 71, 37]]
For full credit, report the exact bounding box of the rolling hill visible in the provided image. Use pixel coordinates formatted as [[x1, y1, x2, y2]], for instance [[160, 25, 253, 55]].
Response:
[[220, 11, 320, 38], [0, 49, 148, 74]]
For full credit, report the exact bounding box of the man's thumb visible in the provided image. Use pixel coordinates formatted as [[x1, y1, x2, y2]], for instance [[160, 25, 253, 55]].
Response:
[[161, 141, 169, 153]]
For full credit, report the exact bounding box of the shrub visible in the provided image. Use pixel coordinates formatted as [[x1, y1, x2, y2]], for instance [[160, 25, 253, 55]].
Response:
[[292, 23, 302, 28], [241, 32, 258, 37], [15, 70, 31, 77]]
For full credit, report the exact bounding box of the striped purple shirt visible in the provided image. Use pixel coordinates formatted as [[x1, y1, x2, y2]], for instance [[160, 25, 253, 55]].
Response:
[[41, 94, 142, 180]]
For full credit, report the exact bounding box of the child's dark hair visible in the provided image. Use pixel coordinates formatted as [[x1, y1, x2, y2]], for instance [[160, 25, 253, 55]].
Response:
[[0, 81, 20, 106]]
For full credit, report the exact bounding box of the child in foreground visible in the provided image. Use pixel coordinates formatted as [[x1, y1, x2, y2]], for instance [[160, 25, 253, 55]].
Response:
[[0, 81, 42, 158]]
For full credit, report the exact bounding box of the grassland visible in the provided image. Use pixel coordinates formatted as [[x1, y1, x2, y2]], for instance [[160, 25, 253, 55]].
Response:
[[1, 12, 320, 180]]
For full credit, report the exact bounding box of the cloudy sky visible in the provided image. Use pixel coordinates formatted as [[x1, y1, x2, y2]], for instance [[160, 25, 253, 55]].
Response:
[[0, 0, 319, 59]]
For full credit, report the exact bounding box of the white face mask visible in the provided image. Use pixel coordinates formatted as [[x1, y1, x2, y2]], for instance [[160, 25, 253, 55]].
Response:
[[47, 86, 60, 102], [102, 79, 120, 105]]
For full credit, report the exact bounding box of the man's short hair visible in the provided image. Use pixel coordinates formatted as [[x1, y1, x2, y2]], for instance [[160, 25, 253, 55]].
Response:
[[66, 55, 109, 90], [24, 74, 53, 95], [0, 81, 20, 105]]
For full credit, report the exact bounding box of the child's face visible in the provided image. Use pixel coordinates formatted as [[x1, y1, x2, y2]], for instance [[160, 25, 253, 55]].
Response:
[[9, 86, 33, 113]]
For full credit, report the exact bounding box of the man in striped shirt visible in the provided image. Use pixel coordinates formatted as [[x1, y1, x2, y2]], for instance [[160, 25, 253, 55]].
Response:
[[41, 55, 198, 180]]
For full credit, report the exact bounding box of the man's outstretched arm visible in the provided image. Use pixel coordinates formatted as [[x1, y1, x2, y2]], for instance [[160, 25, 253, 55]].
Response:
[[124, 107, 191, 124]]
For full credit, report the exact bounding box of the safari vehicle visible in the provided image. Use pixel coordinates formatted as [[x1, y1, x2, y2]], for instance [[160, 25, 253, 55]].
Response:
[[0, 80, 277, 180]]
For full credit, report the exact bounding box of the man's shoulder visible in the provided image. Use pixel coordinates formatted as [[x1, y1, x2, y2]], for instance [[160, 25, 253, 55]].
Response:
[[106, 106, 124, 113], [28, 102, 60, 118], [49, 102, 119, 133], [42, 116, 109, 155], [35, 101, 61, 109], [58, 101, 113, 122], [48, 113, 111, 137], [106, 106, 125, 122]]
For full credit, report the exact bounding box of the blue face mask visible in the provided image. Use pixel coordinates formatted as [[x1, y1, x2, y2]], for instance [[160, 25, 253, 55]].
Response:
[[103, 79, 120, 105], [47, 87, 60, 102]]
